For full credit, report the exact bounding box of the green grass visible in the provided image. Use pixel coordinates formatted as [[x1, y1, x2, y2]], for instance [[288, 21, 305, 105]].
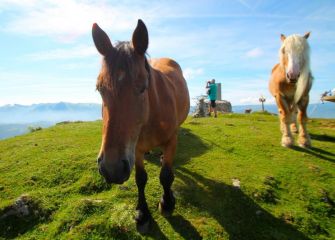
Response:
[[0, 114, 334, 240]]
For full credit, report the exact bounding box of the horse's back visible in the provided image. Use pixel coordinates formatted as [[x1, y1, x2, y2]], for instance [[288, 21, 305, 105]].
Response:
[[150, 58, 189, 124], [150, 58, 182, 74]]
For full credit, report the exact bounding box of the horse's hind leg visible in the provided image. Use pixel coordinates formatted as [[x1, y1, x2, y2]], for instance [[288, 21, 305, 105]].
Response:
[[276, 96, 294, 147], [297, 96, 311, 148], [159, 133, 177, 215], [135, 154, 151, 233]]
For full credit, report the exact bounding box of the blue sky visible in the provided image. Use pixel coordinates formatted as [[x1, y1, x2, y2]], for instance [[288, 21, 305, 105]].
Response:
[[0, 0, 334, 106]]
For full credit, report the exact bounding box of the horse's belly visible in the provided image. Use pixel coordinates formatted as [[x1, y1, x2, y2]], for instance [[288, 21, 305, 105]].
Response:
[[137, 123, 176, 152]]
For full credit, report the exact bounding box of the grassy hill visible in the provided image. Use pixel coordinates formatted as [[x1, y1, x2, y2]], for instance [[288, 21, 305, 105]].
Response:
[[0, 113, 334, 240]]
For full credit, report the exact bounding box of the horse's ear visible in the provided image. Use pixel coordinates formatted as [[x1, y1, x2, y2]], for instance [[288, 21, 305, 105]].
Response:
[[132, 19, 148, 55], [304, 32, 311, 39], [92, 23, 113, 56], [280, 34, 286, 42]]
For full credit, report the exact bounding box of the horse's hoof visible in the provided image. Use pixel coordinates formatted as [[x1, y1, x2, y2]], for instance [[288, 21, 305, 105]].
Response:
[[281, 143, 293, 148], [299, 143, 311, 148], [136, 219, 151, 234], [298, 135, 311, 148], [281, 137, 294, 148], [281, 134, 294, 148], [135, 209, 151, 234], [298, 140, 311, 148], [158, 197, 175, 216]]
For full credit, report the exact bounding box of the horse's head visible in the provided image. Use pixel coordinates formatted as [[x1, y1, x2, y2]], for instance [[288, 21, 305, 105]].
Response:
[[92, 20, 150, 184], [279, 32, 310, 84]]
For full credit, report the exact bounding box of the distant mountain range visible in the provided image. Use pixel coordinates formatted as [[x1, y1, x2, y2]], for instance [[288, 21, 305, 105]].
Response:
[[0, 101, 334, 140], [231, 102, 335, 119], [0, 122, 53, 140], [0, 102, 101, 124], [191, 102, 335, 118], [0, 102, 102, 139]]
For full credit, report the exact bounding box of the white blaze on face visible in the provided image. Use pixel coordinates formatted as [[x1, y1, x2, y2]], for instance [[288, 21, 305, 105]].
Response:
[[124, 138, 138, 171], [286, 50, 301, 80]]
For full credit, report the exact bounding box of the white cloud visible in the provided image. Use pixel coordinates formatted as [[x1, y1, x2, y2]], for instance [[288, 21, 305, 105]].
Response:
[[245, 47, 263, 58], [0, 0, 38, 9], [24, 45, 96, 60], [1, 0, 157, 42], [183, 67, 204, 81]]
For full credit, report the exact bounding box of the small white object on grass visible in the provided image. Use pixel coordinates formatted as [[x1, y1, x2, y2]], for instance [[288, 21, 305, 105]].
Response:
[[232, 178, 241, 188]]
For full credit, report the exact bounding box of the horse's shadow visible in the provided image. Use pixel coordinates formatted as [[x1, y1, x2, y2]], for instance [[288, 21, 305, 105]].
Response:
[[147, 214, 202, 240], [175, 167, 309, 240], [146, 127, 309, 239], [145, 127, 210, 167], [310, 133, 335, 143], [291, 145, 335, 163]]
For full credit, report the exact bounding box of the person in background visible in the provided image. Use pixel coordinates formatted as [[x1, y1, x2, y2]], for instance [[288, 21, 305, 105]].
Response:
[[206, 79, 217, 117]]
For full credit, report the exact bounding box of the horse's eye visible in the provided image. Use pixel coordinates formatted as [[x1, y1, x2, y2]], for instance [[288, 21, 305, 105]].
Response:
[[140, 88, 145, 94], [139, 85, 147, 94], [138, 79, 148, 94]]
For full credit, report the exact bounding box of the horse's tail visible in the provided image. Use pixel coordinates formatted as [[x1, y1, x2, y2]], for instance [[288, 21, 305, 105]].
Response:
[[294, 67, 313, 103]]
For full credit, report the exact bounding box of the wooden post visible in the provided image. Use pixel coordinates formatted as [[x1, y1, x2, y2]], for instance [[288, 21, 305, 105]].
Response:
[[259, 96, 266, 112]]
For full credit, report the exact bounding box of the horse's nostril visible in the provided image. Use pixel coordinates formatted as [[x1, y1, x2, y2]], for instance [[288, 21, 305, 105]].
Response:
[[99, 164, 113, 183]]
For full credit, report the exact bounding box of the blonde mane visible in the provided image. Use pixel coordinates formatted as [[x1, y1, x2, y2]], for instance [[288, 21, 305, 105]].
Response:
[[279, 34, 312, 103]]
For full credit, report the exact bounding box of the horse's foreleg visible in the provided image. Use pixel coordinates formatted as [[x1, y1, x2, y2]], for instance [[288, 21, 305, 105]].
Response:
[[276, 96, 293, 147], [135, 155, 151, 233], [297, 96, 311, 148], [159, 133, 176, 215], [290, 105, 298, 134]]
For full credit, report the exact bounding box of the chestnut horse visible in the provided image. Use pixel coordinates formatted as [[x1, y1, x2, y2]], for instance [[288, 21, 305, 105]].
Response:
[[269, 32, 313, 148], [92, 19, 190, 232]]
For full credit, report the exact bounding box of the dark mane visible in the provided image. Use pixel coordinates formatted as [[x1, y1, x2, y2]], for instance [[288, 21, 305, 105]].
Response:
[[96, 41, 150, 93]]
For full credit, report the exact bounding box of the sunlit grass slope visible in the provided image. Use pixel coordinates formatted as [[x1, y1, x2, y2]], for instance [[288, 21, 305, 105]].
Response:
[[0, 113, 334, 239]]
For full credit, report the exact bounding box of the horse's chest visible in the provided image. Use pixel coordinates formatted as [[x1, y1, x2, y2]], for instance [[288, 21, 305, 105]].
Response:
[[283, 84, 296, 98], [137, 120, 175, 151]]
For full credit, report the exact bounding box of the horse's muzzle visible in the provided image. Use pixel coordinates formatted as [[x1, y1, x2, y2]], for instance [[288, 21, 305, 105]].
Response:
[[289, 79, 297, 84], [286, 72, 299, 84], [98, 157, 131, 184]]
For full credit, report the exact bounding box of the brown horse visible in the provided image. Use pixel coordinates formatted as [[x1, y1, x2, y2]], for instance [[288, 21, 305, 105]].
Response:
[[269, 32, 313, 148], [92, 19, 190, 232]]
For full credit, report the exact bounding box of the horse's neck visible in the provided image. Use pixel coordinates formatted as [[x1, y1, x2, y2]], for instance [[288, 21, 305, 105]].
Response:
[[145, 68, 163, 120]]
